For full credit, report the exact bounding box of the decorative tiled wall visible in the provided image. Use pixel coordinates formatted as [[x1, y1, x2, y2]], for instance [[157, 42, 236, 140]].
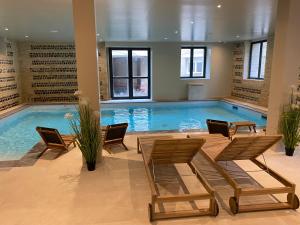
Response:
[[98, 42, 109, 100], [18, 43, 78, 103], [230, 37, 274, 107], [0, 39, 21, 111], [18, 42, 109, 103]]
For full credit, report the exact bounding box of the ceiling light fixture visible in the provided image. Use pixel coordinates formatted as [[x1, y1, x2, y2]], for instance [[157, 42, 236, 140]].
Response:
[[164, 37, 168, 40], [4, 27, 8, 31], [50, 30, 58, 33], [174, 30, 178, 34], [25, 35, 29, 38], [96, 33, 100, 36], [217, 4, 222, 8], [190, 21, 194, 24], [236, 35, 240, 38]]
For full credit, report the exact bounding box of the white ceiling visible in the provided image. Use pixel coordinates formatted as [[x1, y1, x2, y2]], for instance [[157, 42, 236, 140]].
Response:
[[0, 0, 278, 42]]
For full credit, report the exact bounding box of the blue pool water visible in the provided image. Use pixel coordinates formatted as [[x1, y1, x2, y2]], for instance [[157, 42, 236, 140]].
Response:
[[0, 101, 266, 160]]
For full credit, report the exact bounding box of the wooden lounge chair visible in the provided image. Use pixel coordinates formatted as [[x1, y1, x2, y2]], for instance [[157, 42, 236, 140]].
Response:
[[139, 137, 219, 221], [36, 126, 76, 157], [206, 119, 234, 139], [102, 123, 128, 153], [188, 134, 299, 214]]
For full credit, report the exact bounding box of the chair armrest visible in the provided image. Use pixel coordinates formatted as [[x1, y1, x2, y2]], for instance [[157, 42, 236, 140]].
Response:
[[101, 126, 107, 131]]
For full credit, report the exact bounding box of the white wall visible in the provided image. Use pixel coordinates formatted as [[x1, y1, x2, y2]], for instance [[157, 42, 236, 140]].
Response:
[[105, 42, 233, 101], [267, 0, 300, 134]]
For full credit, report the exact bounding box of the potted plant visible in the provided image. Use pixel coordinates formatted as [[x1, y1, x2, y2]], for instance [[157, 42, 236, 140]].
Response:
[[280, 104, 300, 156], [66, 99, 101, 171]]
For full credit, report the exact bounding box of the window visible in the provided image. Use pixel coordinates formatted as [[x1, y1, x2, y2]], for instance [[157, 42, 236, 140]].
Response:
[[109, 48, 151, 99], [249, 40, 267, 79], [180, 47, 207, 78]]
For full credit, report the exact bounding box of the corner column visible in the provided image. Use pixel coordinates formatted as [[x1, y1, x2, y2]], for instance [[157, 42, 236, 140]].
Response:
[[267, 0, 300, 134], [72, 0, 100, 111]]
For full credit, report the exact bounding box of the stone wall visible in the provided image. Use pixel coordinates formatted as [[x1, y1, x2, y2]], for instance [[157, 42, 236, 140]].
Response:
[[18, 42, 109, 103], [230, 37, 274, 107], [0, 39, 21, 111]]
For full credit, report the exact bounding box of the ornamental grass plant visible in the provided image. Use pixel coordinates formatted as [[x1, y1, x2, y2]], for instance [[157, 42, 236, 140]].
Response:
[[280, 104, 300, 156], [67, 100, 101, 170]]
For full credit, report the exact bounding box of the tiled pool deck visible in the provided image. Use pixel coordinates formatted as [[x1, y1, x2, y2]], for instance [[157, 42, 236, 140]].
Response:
[[0, 131, 299, 225]]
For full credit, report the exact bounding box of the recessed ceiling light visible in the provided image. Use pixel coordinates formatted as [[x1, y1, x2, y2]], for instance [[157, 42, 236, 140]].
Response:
[[190, 21, 194, 24], [96, 33, 100, 36], [25, 35, 29, 38], [236, 35, 240, 38], [50, 30, 58, 33], [4, 27, 8, 31], [174, 30, 178, 34], [217, 4, 222, 8], [164, 37, 168, 40]]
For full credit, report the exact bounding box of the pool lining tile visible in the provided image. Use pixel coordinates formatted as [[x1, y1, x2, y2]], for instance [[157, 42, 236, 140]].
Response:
[[0, 142, 46, 168]]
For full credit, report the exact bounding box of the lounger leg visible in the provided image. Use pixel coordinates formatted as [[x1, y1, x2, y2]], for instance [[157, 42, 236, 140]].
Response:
[[248, 126, 252, 132], [253, 125, 257, 133], [103, 145, 112, 154], [209, 198, 219, 216], [38, 148, 47, 157], [233, 126, 238, 135], [148, 196, 156, 221], [137, 138, 141, 154], [122, 142, 128, 150]]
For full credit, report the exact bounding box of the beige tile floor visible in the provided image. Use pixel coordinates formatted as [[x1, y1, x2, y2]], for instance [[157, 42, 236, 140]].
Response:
[[0, 132, 300, 225]]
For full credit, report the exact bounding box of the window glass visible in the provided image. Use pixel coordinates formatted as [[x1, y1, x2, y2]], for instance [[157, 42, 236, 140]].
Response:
[[249, 43, 260, 78], [111, 50, 128, 77], [249, 41, 267, 79], [109, 48, 150, 99], [193, 49, 204, 77], [180, 49, 191, 77], [260, 42, 268, 78], [180, 47, 206, 78], [132, 50, 148, 77]]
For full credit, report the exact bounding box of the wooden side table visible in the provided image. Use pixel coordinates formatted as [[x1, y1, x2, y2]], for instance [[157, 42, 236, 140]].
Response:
[[230, 121, 256, 134]]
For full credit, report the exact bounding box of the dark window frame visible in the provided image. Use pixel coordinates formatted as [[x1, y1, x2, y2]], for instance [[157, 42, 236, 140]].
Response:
[[248, 40, 267, 80], [108, 47, 151, 100], [180, 47, 207, 79]]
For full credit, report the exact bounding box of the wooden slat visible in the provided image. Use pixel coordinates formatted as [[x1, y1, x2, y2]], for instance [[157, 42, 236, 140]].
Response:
[[149, 138, 206, 164], [252, 159, 295, 187], [156, 193, 211, 203], [188, 162, 215, 195], [239, 202, 291, 213], [153, 209, 210, 220], [215, 135, 282, 161], [241, 187, 294, 196], [141, 150, 159, 196]]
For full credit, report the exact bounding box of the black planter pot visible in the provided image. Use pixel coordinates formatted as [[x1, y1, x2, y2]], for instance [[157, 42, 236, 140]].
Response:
[[87, 162, 96, 171], [285, 147, 295, 156]]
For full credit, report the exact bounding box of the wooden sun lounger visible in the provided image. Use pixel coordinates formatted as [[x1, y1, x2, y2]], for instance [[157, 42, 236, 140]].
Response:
[[139, 137, 219, 221], [187, 134, 299, 214]]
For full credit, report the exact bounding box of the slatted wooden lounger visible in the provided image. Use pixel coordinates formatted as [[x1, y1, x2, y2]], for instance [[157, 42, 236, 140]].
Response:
[[188, 134, 300, 214], [139, 137, 219, 221]]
